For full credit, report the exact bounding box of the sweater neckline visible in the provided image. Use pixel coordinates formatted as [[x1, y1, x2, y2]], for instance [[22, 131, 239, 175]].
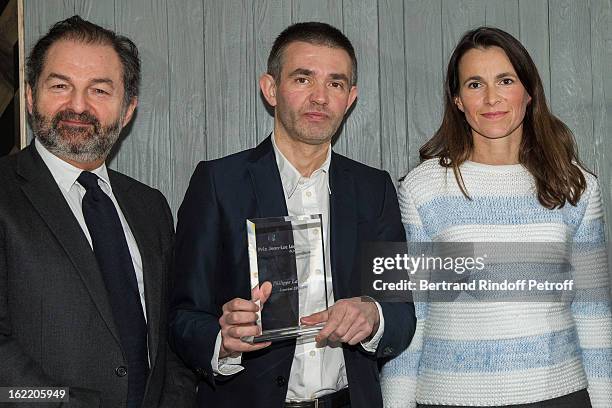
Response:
[[461, 160, 527, 174]]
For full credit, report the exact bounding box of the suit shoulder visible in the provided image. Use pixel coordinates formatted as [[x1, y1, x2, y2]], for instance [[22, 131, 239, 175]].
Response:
[[0, 150, 32, 191], [108, 169, 150, 190], [108, 169, 167, 202], [332, 152, 390, 181], [0, 150, 21, 178], [188, 145, 262, 186], [194, 147, 255, 171]]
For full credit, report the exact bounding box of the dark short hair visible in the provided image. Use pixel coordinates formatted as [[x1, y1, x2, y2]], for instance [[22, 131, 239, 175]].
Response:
[[267, 22, 357, 86], [26, 15, 140, 105]]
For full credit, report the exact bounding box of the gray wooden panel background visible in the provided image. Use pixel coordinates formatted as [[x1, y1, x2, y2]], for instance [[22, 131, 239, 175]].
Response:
[[24, 0, 611, 259]]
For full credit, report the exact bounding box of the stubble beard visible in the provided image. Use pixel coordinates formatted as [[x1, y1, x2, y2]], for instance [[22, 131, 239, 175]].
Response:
[[276, 104, 343, 146]]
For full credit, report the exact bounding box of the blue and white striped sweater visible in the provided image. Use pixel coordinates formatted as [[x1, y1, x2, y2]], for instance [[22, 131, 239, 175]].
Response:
[[381, 159, 612, 407]]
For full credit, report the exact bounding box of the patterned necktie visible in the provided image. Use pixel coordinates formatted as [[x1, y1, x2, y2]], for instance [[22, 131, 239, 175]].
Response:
[[78, 171, 148, 408]]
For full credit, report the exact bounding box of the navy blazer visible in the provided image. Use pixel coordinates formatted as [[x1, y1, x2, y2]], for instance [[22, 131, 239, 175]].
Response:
[[170, 136, 415, 408]]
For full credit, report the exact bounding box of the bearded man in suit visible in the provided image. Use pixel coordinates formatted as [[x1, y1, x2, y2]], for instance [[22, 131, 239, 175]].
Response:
[[0, 15, 195, 407]]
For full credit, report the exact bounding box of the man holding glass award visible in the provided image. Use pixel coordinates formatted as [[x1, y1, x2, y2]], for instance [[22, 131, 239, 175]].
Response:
[[170, 22, 416, 408]]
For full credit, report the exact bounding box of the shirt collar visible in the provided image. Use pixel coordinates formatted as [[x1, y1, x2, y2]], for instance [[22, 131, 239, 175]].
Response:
[[35, 138, 112, 194], [271, 133, 332, 199]]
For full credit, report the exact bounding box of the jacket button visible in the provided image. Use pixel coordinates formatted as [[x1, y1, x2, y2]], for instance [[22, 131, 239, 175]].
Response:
[[115, 366, 128, 377], [276, 376, 286, 387]]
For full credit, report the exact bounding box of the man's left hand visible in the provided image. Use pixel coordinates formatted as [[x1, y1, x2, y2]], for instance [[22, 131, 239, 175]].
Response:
[[300, 297, 379, 345]]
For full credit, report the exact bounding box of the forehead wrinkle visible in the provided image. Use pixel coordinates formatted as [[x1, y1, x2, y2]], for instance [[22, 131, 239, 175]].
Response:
[[45, 40, 122, 74], [280, 42, 354, 82]]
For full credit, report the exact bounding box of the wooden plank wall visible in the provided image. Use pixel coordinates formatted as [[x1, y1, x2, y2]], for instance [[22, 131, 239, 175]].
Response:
[[24, 1, 611, 256]]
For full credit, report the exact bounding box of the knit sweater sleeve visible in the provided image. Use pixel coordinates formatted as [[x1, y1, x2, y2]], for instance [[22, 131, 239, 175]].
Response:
[[570, 175, 612, 408], [381, 176, 431, 408]]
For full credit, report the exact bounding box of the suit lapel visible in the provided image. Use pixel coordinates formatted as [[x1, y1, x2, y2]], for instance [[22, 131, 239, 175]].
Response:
[[247, 139, 359, 298], [247, 136, 288, 218], [110, 174, 163, 367], [329, 154, 358, 299], [17, 145, 121, 346]]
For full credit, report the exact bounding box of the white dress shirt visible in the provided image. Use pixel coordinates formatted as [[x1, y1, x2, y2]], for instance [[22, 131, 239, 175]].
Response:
[[34, 138, 147, 320], [212, 134, 384, 400]]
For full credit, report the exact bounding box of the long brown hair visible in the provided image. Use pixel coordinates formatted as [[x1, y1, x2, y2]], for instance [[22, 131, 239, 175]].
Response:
[[421, 26, 588, 209]]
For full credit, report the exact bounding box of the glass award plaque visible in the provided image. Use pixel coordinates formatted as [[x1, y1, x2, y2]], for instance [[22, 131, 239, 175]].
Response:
[[242, 214, 328, 344]]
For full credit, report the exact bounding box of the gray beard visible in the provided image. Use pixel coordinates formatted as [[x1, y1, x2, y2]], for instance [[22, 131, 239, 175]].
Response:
[[31, 108, 123, 164]]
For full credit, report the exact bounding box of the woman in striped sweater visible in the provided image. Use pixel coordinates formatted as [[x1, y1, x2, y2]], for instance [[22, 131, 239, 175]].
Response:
[[380, 27, 611, 408]]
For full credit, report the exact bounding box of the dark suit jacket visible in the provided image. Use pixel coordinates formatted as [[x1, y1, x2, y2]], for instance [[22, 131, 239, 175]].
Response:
[[0, 144, 196, 407], [170, 137, 416, 408]]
